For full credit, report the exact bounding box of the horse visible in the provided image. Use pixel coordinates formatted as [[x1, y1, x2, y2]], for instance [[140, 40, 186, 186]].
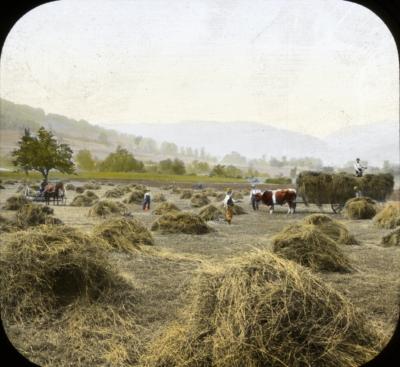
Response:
[[43, 182, 66, 205], [255, 188, 297, 214]]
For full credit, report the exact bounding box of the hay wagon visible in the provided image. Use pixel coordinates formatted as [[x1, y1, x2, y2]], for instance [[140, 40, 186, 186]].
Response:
[[22, 184, 67, 205], [296, 171, 394, 214]]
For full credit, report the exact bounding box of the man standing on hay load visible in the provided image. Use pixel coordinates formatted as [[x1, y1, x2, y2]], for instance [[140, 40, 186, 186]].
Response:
[[143, 190, 151, 211], [223, 189, 235, 224], [354, 158, 367, 177]]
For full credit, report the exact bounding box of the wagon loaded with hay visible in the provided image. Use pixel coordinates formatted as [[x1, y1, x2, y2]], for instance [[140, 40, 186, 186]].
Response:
[[296, 171, 394, 213]]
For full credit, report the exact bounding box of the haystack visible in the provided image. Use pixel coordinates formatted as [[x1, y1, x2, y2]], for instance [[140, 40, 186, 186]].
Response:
[[215, 192, 225, 201], [171, 186, 182, 194], [180, 190, 193, 199], [0, 224, 143, 365], [202, 189, 217, 197], [198, 204, 224, 221], [142, 251, 382, 367], [93, 218, 154, 253], [3, 195, 31, 210], [75, 186, 85, 194], [15, 203, 63, 228], [344, 197, 377, 219], [303, 214, 358, 245], [0, 225, 115, 320], [381, 227, 400, 247], [151, 212, 211, 234], [65, 183, 75, 190], [83, 182, 101, 190], [70, 194, 96, 207], [104, 187, 125, 198], [373, 202, 400, 229], [153, 192, 166, 202], [153, 201, 181, 215], [0, 214, 19, 233], [190, 193, 210, 208], [84, 190, 99, 199], [359, 173, 394, 201], [124, 190, 146, 204], [88, 200, 128, 217], [232, 192, 243, 200], [272, 223, 353, 272]]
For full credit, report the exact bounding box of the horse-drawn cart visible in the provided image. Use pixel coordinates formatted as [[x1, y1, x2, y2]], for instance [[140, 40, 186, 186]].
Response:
[[296, 171, 394, 214], [22, 183, 67, 205]]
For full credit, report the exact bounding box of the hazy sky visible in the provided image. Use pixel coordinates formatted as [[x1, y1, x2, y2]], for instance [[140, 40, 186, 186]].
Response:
[[0, 0, 398, 137]]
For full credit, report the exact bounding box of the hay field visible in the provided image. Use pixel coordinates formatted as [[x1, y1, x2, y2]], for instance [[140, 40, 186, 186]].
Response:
[[0, 180, 399, 366]]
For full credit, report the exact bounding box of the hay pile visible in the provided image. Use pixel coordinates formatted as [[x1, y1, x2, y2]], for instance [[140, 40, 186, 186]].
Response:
[[198, 204, 224, 221], [0, 224, 142, 366], [88, 200, 128, 217], [272, 224, 353, 272], [303, 214, 358, 245], [70, 193, 97, 207], [190, 193, 210, 208], [104, 185, 130, 198], [180, 190, 193, 199], [93, 218, 154, 253], [215, 192, 226, 201], [0, 214, 19, 233], [202, 189, 217, 197], [15, 203, 63, 228], [151, 212, 211, 234], [65, 183, 75, 190], [344, 197, 377, 219], [83, 182, 101, 190], [373, 202, 400, 229], [84, 190, 99, 199], [381, 227, 400, 247], [142, 251, 382, 367], [124, 190, 146, 204], [232, 192, 243, 200], [171, 186, 182, 194], [153, 202, 181, 215], [153, 193, 166, 202], [3, 195, 31, 210], [75, 186, 85, 193]]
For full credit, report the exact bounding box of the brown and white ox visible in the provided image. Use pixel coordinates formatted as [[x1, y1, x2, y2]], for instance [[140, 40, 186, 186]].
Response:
[[255, 189, 297, 214]]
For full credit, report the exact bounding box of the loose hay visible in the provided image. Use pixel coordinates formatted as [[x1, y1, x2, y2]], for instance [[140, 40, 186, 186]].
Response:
[[65, 183, 75, 190], [88, 200, 128, 217], [381, 227, 400, 246], [151, 212, 211, 234], [15, 203, 63, 228], [302, 214, 359, 245], [75, 186, 85, 194], [83, 182, 101, 190], [70, 194, 97, 207], [93, 218, 154, 253], [198, 204, 224, 221], [272, 223, 353, 272], [215, 192, 226, 201], [373, 202, 400, 229], [142, 251, 382, 367], [124, 190, 146, 204], [180, 190, 193, 199], [153, 193, 166, 202], [0, 224, 143, 366], [344, 197, 377, 219], [190, 193, 210, 208], [3, 195, 31, 210], [153, 202, 181, 215]]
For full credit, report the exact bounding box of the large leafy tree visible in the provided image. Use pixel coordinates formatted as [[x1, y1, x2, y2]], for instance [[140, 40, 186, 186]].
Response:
[[98, 146, 144, 172], [12, 127, 75, 180]]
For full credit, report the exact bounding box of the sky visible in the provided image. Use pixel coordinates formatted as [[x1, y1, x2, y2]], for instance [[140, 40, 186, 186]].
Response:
[[0, 0, 398, 138]]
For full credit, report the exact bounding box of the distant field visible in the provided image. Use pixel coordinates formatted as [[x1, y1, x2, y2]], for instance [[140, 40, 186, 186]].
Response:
[[0, 170, 247, 185]]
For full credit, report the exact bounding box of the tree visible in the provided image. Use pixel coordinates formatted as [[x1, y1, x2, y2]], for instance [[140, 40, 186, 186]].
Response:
[[158, 158, 186, 175], [12, 127, 75, 180], [75, 149, 96, 171], [98, 146, 144, 172]]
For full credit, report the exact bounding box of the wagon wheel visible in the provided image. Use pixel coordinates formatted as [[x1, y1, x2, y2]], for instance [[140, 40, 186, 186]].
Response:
[[330, 203, 344, 214]]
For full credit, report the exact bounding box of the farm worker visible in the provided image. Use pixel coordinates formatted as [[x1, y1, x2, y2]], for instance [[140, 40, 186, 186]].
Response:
[[39, 179, 47, 196], [143, 191, 151, 211], [249, 184, 261, 211], [354, 158, 367, 177], [223, 189, 235, 224]]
